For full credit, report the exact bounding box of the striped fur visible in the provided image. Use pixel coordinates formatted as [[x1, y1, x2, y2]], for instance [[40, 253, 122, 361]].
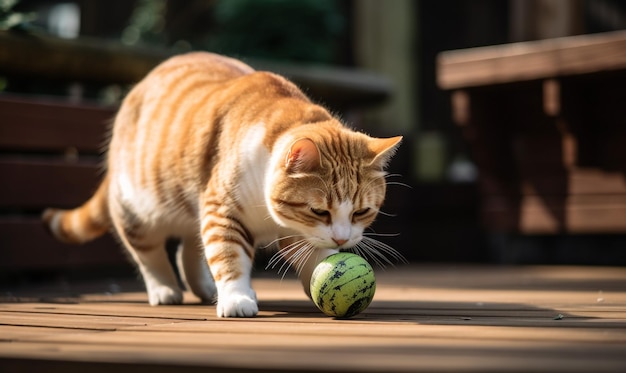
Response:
[[43, 52, 402, 317]]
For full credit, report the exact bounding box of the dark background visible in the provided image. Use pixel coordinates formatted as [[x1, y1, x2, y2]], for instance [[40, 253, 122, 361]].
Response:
[[3, 0, 626, 270]]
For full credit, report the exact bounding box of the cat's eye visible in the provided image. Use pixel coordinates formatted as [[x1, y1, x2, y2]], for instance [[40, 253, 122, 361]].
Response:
[[353, 208, 370, 217], [310, 208, 330, 217]]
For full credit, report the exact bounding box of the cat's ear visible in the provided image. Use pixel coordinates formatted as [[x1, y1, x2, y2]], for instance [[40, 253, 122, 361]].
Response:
[[368, 136, 403, 169], [285, 138, 321, 173]]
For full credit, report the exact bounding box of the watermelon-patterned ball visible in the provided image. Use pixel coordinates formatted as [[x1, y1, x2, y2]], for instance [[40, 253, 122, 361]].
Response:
[[310, 252, 376, 318]]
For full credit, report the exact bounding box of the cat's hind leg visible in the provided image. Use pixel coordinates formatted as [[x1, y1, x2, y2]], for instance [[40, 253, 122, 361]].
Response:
[[177, 236, 217, 303], [133, 245, 183, 305], [110, 200, 183, 305]]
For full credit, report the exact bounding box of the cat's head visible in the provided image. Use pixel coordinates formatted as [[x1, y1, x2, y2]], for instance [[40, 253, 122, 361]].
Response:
[[267, 124, 402, 250]]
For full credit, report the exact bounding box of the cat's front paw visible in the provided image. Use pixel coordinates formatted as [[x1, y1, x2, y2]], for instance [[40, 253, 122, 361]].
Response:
[[147, 285, 183, 306], [217, 290, 258, 317]]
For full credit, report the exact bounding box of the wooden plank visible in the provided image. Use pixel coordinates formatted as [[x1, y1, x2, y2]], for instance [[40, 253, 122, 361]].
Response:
[[438, 30, 626, 89], [0, 311, 178, 331], [484, 194, 626, 233], [519, 169, 626, 196], [0, 304, 211, 321], [1, 340, 624, 373], [4, 330, 623, 372], [0, 265, 625, 372], [0, 32, 391, 111], [0, 325, 102, 341], [0, 159, 102, 209], [524, 199, 626, 234], [0, 218, 127, 272], [0, 31, 166, 84], [0, 96, 114, 153]]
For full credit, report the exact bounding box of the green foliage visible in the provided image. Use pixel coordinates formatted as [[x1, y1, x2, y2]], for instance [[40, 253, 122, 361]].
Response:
[[208, 0, 345, 63], [0, 0, 36, 30], [121, 0, 346, 64], [122, 0, 167, 46]]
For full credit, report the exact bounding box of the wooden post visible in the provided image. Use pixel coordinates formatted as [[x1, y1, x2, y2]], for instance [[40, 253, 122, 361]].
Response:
[[352, 0, 417, 133]]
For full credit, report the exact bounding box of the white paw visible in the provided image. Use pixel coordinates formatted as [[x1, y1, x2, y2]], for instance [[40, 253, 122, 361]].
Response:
[[148, 285, 183, 306], [217, 289, 258, 317]]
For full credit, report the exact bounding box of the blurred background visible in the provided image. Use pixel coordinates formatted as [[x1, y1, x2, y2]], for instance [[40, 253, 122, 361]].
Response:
[[1, 0, 626, 281]]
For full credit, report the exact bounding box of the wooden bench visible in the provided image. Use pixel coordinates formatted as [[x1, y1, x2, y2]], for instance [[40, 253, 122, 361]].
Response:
[[0, 96, 128, 275], [437, 30, 626, 234]]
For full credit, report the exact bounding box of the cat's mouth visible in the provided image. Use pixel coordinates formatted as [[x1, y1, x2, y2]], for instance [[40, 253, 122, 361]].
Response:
[[308, 236, 359, 250]]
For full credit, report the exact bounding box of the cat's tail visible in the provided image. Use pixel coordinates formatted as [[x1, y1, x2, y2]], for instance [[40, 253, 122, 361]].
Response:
[[42, 175, 111, 244]]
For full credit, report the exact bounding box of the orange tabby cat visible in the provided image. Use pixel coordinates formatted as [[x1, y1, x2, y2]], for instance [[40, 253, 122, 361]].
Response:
[[43, 52, 402, 317]]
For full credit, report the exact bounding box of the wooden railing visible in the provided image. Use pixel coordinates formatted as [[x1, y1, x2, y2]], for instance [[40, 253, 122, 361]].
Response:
[[438, 30, 626, 234], [0, 96, 125, 273], [0, 30, 391, 110]]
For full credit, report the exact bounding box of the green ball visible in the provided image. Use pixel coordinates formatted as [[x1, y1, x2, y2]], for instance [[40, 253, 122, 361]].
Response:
[[310, 252, 376, 318]]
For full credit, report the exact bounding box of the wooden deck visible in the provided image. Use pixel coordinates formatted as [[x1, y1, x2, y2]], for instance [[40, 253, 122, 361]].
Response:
[[1, 265, 626, 372]]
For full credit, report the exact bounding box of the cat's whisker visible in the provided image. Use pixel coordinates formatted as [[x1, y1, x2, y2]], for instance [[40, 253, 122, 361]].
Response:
[[368, 238, 408, 263], [352, 244, 387, 269], [266, 237, 318, 280], [362, 236, 408, 264], [292, 243, 315, 277], [384, 173, 404, 179], [275, 244, 302, 277], [363, 232, 401, 237], [384, 173, 410, 186], [353, 236, 408, 270], [356, 240, 393, 268], [277, 241, 312, 280], [360, 173, 409, 198], [261, 234, 306, 250], [294, 249, 314, 276], [376, 210, 397, 217], [266, 239, 305, 269], [386, 181, 413, 189], [359, 173, 391, 195], [267, 245, 301, 269], [301, 245, 317, 274]]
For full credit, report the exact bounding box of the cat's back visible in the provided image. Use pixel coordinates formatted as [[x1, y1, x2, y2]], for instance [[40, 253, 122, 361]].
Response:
[[107, 53, 257, 206], [122, 52, 256, 125], [107, 52, 312, 214], [115, 52, 309, 131], [108, 52, 318, 186], [109, 52, 255, 157], [150, 52, 255, 82]]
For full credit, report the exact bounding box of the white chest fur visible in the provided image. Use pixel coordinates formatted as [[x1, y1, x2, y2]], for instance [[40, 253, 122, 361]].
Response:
[[234, 124, 279, 245]]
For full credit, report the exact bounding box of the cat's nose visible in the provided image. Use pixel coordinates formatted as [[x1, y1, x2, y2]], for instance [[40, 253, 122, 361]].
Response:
[[332, 238, 348, 246]]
